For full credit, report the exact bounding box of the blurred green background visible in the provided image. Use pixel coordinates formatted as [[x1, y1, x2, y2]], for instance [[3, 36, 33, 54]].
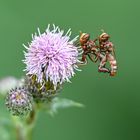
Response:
[[0, 0, 140, 140]]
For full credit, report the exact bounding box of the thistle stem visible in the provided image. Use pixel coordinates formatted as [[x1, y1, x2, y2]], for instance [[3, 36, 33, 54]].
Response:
[[15, 123, 25, 140], [14, 104, 38, 140]]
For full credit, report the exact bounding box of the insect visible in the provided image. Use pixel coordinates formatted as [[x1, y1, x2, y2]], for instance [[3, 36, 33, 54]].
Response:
[[94, 31, 117, 76], [79, 32, 98, 64], [78, 31, 117, 76]]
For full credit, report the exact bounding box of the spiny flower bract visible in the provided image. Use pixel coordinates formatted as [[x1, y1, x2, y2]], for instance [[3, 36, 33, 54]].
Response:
[[24, 76, 62, 103], [23, 24, 80, 89], [5, 87, 33, 116]]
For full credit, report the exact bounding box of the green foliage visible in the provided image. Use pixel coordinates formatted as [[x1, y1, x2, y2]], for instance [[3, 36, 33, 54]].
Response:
[[47, 97, 84, 116], [0, 100, 14, 140], [0, 77, 84, 140]]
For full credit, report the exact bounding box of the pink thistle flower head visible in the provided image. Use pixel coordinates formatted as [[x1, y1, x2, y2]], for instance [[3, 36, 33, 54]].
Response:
[[23, 24, 80, 89]]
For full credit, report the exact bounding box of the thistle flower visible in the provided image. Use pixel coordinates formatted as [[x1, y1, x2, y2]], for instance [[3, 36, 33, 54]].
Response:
[[23, 24, 80, 89], [5, 87, 33, 116]]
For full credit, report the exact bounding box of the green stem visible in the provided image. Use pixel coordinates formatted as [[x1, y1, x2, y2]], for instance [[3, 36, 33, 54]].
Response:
[[15, 124, 25, 140], [26, 108, 37, 140], [12, 117, 26, 140], [13, 104, 39, 140]]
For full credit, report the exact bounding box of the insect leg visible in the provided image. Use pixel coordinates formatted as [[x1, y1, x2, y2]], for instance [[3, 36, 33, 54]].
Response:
[[98, 54, 110, 73], [88, 53, 98, 63]]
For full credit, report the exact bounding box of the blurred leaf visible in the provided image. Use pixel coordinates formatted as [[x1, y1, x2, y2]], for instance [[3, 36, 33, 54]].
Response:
[[0, 117, 12, 126], [0, 100, 14, 140], [0, 99, 12, 126], [47, 97, 84, 116], [0, 76, 24, 96], [0, 126, 10, 140]]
